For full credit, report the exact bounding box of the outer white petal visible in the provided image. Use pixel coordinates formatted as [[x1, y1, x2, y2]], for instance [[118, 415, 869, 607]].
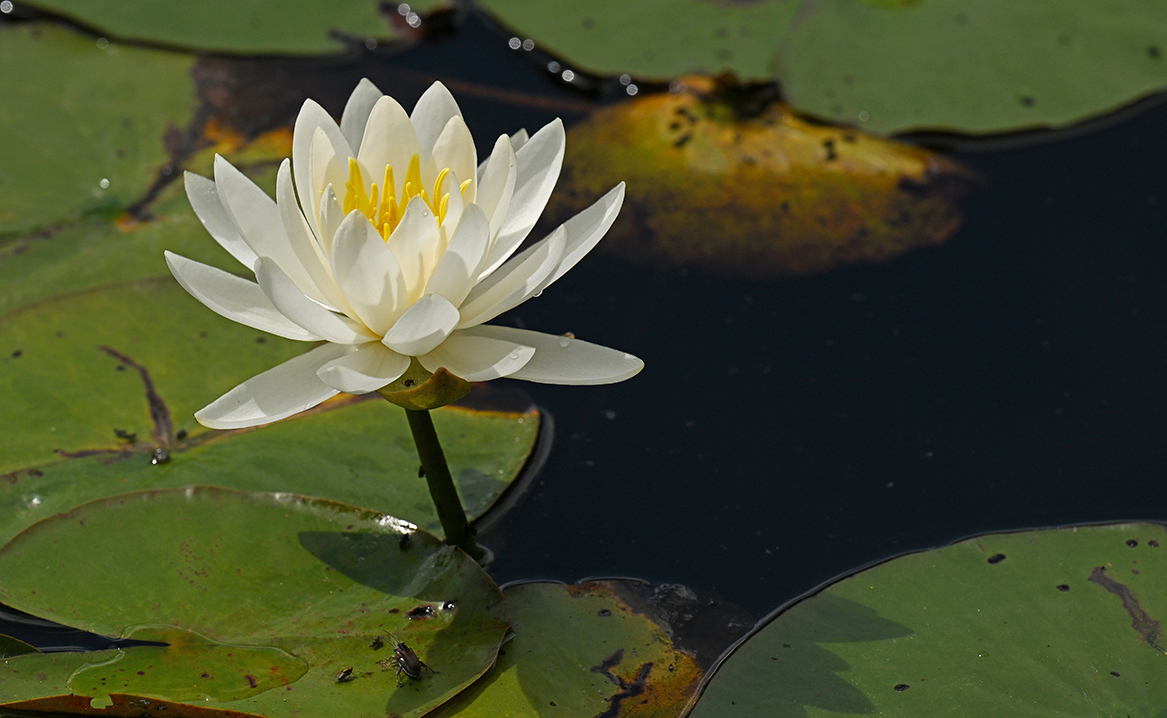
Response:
[[358, 95, 421, 199], [425, 204, 490, 307], [165, 252, 319, 341], [475, 135, 517, 239], [275, 159, 349, 312], [509, 129, 530, 153], [255, 257, 375, 344], [533, 182, 625, 296], [195, 342, 352, 429], [341, 78, 384, 156], [411, 81, 463, 164], [214, 155, 327, 307], [382, 293, 460, 356], [316, 341, 409, 394], [418, 328, 534, 381], [388, 196, 441, 299], [469, 325, 644, 385], [458, 226, 565, 328], [479, 119, 565, 277], [183, 172, 257, 269], [428, 116, 477, 203], [293, 99, 354, 241], [330, 210, 406, 335]]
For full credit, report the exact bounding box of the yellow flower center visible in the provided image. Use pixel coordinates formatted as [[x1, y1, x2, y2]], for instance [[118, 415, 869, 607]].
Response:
[[342, 155, 471, 241]]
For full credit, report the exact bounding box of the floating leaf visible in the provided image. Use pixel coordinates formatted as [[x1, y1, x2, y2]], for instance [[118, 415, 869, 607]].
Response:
[[0, 279, 540, 543], [0, 486, 510, 717], [690, 523, 1167, 716], [0, 24, 195, 237], [430, 581, 710, 718], [547, 76, 966, 278], [478, 0, 1167, 134], [19, 0, 446, 54]]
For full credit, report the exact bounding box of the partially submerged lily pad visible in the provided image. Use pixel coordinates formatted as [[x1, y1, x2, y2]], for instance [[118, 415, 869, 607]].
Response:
[[0, 486, 510, 717], [429, 580, 746, 718], [689, 523, 1167, 716], [547, 76, 967, 278]]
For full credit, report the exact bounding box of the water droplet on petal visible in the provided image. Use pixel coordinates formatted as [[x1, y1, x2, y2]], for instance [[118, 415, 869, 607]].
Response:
[[558, 336, 571, 348]]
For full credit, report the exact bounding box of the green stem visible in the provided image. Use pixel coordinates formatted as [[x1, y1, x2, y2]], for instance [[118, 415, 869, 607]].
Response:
[[404, 408, 485, 561]]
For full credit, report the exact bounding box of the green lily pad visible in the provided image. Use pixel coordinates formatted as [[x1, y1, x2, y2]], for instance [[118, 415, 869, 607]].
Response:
[[479, 0, 1167, 134], [20, 0, 447, 55], [0, 23, 195, 237], [0, 486, 510, 717], [689, 523, 1167, 716], [0, 278, 540, 543], [0, 634, 39, 658], [430, 581, 709, 718]]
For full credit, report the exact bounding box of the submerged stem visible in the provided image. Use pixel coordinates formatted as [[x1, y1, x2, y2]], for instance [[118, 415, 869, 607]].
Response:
[[404, 408, 485, 561]]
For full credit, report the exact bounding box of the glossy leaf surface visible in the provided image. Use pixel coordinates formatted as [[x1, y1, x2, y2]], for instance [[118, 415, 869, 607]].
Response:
[[0, 23, 195, 237], [20, 0, 446, 54], [690, 523, 1167, 716], [479, 0, 1167, 134], [0, 487, 510, 717]]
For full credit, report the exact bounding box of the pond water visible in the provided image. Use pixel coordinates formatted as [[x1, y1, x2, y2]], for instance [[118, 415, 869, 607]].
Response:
[[5, 5, 1167, 645]]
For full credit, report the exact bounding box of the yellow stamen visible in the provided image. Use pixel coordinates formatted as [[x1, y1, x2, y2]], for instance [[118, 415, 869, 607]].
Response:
[[341, 153, 456, 241], [459, 178, 472, 197]]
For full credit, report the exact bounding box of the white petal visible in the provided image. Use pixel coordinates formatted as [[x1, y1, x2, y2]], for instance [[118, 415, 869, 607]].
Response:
[[310, 127, 348, 225], [275, 159, 348, 312], [358, 95, 421, 199], [382, 293, 460, 356], [183, 172, 257, 269], [318, 184, 344, 256], [165, 252, 318, 341], [330, 210, 406, 335], [195, 342, 352, 429], [438, 168, 464, 250], [475, 135, 517, 239], [480, 119, 565, 277], [419, 328, 534, 381], [509, 129, 530, 153], [341, 78, 384, 156], [533, 182, 625, 296], [411, 81, 463, 163], [458, 226, 565, 328], [293, 99, 354, 241], [387, 196, 441, 299], [425, 203, 490, 307], [255, 257, 374, 344], [317, 342, 409, 394], [469, 325, 643, 385], [428, 115, 477, 204], [213, 156, 325, 306]]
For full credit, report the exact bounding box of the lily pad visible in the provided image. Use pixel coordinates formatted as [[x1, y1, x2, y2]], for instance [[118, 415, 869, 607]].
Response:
[[478, 0, 1167, 134], [0, 23, 195, 237], [429, 581, 709, 718], [0, 486, 510, 717], [0, 278, 541, 542], [547, 75, 966, 278], [20, 0, 448, 55], [689, 523, 1167, 716]]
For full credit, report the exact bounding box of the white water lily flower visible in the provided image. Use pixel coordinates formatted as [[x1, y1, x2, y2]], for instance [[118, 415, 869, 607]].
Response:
[[167, 79, 642, 430]]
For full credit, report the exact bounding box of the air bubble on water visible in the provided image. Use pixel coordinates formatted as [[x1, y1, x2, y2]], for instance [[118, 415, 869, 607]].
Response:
[[626, 84, 639, 96], [548, 61, 561, 73], [96, 37, 109, 49], [508, 37, 522, 50], [522, 39, 535, 51], [0, 2, 13, 14], [99, 178, 110, 189]]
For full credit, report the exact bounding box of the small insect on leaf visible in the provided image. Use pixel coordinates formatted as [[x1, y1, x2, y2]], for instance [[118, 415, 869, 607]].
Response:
[[335, 666, 355, 683], [369, 635, 384, 650], [379, 632, 438, 687]]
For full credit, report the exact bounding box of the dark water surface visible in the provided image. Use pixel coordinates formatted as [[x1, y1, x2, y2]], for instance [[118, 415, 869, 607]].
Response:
[[5, 6, 1167, 644]]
